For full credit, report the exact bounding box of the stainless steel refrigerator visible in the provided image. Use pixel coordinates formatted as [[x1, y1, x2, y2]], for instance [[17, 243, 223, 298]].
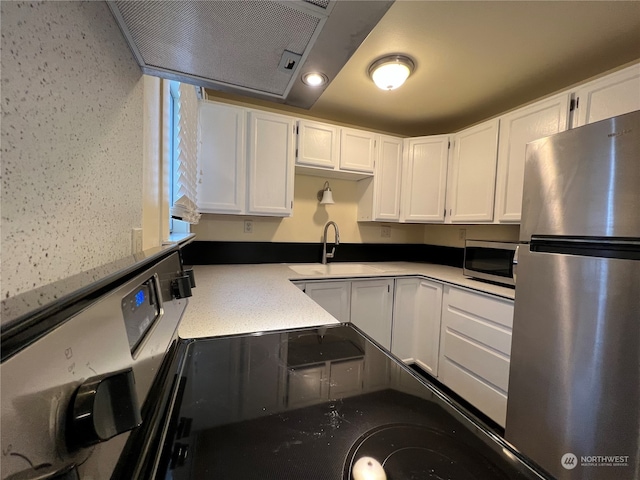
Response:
[[505, 110, 640, 480]]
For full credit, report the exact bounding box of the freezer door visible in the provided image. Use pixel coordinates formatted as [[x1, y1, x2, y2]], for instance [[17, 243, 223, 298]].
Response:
[[505, 247, 640, 480], [520, 110, 640, 241]]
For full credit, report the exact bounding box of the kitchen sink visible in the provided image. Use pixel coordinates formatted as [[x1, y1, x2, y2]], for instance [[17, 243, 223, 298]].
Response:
[[288, 263, 386, 276]]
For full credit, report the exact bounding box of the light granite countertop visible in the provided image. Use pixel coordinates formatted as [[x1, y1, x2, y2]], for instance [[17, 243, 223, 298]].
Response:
[[178, 262, 515, 339]]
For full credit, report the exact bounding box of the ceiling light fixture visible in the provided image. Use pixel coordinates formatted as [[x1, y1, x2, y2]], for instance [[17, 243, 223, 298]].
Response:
[[368, 55, 415, 91], [302, 72, 328, 87], [317, 181, 335, 204]]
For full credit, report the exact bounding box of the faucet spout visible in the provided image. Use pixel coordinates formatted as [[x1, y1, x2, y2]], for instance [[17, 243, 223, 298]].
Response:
[[322, 221, 340, 264]]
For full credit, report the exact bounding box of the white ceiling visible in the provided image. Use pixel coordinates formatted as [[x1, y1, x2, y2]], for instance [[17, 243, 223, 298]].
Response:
[[207, 1, 640, 136]]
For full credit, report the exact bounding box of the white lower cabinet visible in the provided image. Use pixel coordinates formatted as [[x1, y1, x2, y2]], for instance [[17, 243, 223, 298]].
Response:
[[303, 280, 351, 322], [295, 275, 514, 426], [392, 278, 443, 377], [287, 364, 328, 409], [438, 285, 514, 427], [350, 279, 394, 350]]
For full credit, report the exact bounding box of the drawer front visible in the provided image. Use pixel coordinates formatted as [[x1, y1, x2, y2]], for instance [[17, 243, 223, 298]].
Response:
[[446, 286, 513, 329], [443, 304, 512, 356], [439, 286, 514, 426], [442, 329, 510, 392], [439, 356, 508, 426]]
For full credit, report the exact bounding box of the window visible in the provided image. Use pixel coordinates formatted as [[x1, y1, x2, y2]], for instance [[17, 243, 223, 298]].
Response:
[[169, 81, 200, 230]]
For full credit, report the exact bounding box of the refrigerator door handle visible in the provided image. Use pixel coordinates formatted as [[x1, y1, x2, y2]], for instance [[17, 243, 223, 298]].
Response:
[[512, 245, 519, 284]]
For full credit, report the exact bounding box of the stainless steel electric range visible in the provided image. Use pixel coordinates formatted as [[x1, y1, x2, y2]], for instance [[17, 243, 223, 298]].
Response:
[[1, 248, 552, 480]]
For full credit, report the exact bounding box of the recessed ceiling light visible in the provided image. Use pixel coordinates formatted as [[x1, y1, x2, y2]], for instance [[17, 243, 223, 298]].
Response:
[[368, 55, 415, 91], [302, 72, 328, 87]]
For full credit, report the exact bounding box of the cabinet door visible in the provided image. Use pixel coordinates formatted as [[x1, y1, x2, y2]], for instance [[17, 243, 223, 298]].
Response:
[[296, 119, 339, 169], [392, 278, 443, 376], [247, 111, 295, 216], [350, 279, 394, 350], [494, 94, 570, 223], [573, 63, 640, 128], [339, 127, 376, 173], [439, 286, 513, 427], [448, 119, 499, 223], [400, 135, 449, 223], [304, 281, 351, 323], [373, 135, 403, 220], [329, 359, 364, 398], [197, 102, 246, 214], [241, 334, 286, 419], [413, 279, 443, 376], [287, 364, 328, 408]]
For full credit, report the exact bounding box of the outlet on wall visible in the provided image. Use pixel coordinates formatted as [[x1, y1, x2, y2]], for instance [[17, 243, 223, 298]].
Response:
[[459, 228, 466, 241], [131, 228, 143, 254], [381, 226, 391, 238], [244, 220, 253, 234]]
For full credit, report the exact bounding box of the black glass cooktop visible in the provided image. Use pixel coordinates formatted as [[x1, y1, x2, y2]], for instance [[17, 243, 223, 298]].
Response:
[[154, 325, 549, 480]]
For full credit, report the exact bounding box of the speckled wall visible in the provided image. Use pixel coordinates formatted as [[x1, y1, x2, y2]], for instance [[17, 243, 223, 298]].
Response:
[[1, 1, 144, 300]]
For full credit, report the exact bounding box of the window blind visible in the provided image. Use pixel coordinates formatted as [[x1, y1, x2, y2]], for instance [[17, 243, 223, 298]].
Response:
[[170, 83, 201, 224]]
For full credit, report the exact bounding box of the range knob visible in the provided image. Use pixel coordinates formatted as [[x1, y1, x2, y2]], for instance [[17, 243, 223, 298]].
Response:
[[171, 268, 196, 299], [66, 368, 142, 451]]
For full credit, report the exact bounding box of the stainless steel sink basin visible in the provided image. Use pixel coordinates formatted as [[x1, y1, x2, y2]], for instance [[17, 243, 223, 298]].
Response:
[[288, 263, 386, 276]]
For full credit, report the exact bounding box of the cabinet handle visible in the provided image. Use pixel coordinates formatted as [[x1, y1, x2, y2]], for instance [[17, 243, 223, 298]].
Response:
[[513, 245, 519, 284]]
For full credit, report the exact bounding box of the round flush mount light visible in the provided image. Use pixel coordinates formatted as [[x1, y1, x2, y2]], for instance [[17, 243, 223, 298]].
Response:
[[302, 72, 328, 87], [368, 55, 415, 91]]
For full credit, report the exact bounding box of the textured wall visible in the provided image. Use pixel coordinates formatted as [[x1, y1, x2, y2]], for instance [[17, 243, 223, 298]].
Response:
[[1, 1, 144, 298]]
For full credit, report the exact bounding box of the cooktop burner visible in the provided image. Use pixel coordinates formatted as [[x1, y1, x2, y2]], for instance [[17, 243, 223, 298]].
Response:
[[344, 424, 511, 480]]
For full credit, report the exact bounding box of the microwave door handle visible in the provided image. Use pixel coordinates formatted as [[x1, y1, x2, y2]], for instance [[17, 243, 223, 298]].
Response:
[[513, 245, 519, 284]]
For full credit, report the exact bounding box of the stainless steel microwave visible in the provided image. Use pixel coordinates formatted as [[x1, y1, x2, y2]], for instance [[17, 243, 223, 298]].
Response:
[[463, 240, 517, 287]]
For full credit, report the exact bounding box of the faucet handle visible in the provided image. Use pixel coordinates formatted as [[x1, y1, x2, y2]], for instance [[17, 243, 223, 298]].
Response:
[[326, 247, 335, 259]]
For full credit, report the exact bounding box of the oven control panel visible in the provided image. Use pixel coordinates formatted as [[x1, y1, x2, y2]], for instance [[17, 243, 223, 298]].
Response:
[[122, 276, 161, 353], [0, 251, 188, 479]]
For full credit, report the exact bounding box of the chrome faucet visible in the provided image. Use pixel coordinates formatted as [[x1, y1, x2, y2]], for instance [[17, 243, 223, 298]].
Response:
[[322, 221, 340, 264]]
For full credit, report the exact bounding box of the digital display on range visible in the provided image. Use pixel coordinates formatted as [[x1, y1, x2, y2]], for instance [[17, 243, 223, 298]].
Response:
[[135, 289, 146, 308], [122, 279, 160, 353]]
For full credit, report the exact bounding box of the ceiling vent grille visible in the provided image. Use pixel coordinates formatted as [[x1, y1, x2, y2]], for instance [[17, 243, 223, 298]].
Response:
[[110, 1, 330, 98]]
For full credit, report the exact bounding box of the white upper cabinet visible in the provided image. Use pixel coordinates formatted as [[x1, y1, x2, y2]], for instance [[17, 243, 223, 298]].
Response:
[[447, 119, 500, 223], [494, 93, 570, 223], [246, 111, 295, 216], [339, 127, 376, 173], [400, 135, 450, 223], [358, 135, 403, 222], [572, 63, 640, 128], [198, 102, 247, 214], [198, 101, 294, 216], [374, 135, 403, 220], [295, 119, 339, 169]]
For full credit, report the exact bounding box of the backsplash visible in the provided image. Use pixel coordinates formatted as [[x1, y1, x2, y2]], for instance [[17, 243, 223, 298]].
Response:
[[1, 2, 144, 300], [192, 174, 426, 243], [424, 224, 520, 248]]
